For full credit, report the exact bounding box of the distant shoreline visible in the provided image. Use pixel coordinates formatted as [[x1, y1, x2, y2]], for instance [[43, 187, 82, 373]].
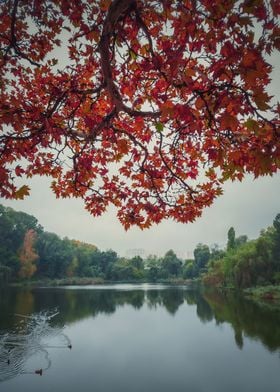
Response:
[[6, 278, 280, 309], [7, 277, 194, 287]]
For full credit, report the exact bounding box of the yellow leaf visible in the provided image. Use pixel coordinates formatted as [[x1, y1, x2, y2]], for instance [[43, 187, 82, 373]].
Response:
[[129, 50, 137, 60], [245, 118, 259, 132], [14, 185, 30, 200]]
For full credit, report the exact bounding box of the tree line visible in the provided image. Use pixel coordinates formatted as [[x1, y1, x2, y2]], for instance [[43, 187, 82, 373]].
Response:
[[0, 204, 280, 288], [203, 216, 280, 288], [0, 204, 183, 283]]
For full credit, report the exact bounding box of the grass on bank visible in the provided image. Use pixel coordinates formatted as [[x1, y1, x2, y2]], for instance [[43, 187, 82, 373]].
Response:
[[8, 277, 193, 287], [244, 285, 280, 301]]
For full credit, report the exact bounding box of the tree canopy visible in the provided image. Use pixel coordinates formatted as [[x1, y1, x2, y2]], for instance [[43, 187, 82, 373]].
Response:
[[0, 0, 279, 229], [1, 203, 280, 287]]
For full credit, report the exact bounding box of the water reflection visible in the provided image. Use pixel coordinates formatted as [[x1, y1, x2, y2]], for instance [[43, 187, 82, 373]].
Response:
[[0, 309, 71, 383], [1, 285, 280, 361], [203, 289, 280, 352]]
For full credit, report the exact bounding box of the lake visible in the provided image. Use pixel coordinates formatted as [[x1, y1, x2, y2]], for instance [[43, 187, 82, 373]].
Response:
[[0, 284, 280, 392]]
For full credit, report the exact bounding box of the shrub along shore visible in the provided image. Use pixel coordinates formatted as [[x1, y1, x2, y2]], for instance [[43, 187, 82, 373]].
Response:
[[1, 204, 280, 304]]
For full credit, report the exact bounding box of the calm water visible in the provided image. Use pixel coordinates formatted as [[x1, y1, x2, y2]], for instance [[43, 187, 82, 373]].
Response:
[[0, 284, 280, 392]]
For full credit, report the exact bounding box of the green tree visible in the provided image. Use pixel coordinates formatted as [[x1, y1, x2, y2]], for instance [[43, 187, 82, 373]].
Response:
[[110, 258, 134, 281], [182, 260, 195, 279], [193, 243, 210, 275], [272, 214, 280, 265], [129, 256, 145, 280], [210, 244, 225, 262], [99, 250, 118, 280], [72, 240, 97, 277], [235, 235, 248, 248], [227, 227, 236, 251], [130, 256, 144, 270], [66, 256, 79, 277], [146, 255, 161, 282], [36, 232, 73, 278], [161, 250, 182, 278], [0, 205, 42, 279]]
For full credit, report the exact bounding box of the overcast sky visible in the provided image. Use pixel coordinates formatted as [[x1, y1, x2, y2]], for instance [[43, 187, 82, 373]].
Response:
[[1, 13, 279, 259], [1, 173, 280, 258]]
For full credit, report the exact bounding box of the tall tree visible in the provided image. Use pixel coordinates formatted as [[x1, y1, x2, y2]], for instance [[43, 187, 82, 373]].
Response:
[[0, 1, 279, 229], [161, 249, 182, 277], [36, 231, 72, 278], [18, 229, 38, 279], [193, 243, 210, 273], [0, 204, 41, 277], [272, 213, 280, 264], [146, 255, 161, 282], [227, 227, 236, 251]]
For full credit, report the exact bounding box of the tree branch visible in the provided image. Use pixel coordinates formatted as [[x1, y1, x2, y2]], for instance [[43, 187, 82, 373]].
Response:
[[99, 0, 160, 118]]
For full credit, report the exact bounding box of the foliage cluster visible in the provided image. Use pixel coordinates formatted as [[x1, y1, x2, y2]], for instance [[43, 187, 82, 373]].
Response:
[[0, 0, 279, 229], [203, 218, 280, 288], [1, 204, 280, 289]]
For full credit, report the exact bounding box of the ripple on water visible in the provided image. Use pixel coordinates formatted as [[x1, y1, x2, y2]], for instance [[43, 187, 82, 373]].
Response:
[[0, 309, 71, 383]]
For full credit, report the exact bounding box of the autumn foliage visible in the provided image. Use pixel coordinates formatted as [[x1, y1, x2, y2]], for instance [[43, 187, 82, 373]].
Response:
[[18, 229, 38, 278], [0, 0, 279, 229]]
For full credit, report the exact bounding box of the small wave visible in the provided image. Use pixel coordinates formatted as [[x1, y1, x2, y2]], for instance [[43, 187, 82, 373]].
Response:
[[0, 309, 71, 383]]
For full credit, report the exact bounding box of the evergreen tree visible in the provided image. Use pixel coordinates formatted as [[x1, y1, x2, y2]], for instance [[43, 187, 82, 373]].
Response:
[[227, 227, 236, 251]]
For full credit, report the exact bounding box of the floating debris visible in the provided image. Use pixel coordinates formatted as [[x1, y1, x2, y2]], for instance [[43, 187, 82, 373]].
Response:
[[0, 309, 72, 383]]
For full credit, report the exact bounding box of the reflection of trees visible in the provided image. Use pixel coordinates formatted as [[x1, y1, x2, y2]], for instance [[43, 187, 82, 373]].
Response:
[[203, 289, 280, 351], [2, 288, 187, 327], [0, 289, 35, 331], [196, 297, 214, 323], [161, 290, 184, 315], [147, 290, 162, 309], [1, 286, 280, 354], [147, 289, 186, 315], [182, 290, 214, 322], [28, 289, 146, 325], [234, 329, 244, 350]]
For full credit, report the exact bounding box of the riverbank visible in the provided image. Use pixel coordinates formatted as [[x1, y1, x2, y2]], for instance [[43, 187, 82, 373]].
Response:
[[9, 277, 106, 287], [199, 280, 280, 308], [244, 285, 280, 301], [9, 278, 280, 308], [8, 277, 193, 287]]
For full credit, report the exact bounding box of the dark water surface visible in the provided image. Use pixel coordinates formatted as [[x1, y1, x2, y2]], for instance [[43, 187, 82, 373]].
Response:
[[0, 284, 280, 392]]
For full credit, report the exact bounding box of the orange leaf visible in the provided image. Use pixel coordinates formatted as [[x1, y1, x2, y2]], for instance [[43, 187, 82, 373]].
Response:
[[253, 91, 271, 111], [117, 139, 129, 154], [220, 113, 239, 131]]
